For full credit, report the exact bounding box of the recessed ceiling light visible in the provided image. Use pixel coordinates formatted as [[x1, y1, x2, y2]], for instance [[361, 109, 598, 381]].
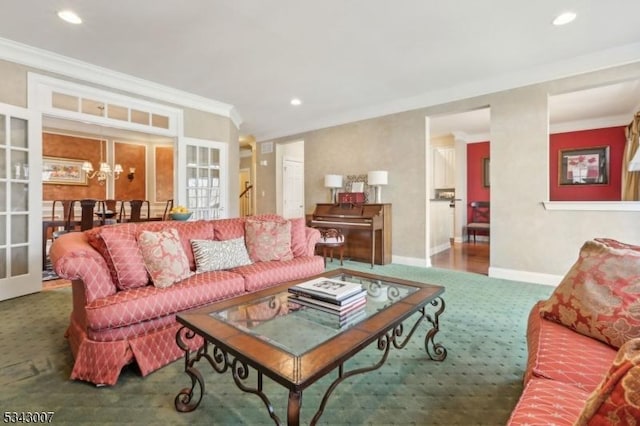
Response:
[[553, 11, 576, 26], [57, 10, 82, 24], [290, 98, 302, 106]]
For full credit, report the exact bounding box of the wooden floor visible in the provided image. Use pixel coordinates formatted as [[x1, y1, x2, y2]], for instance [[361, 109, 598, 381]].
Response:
[[430, 241, 490, 275]]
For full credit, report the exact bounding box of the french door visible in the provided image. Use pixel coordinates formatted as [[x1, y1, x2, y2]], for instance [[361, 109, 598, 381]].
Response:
[[178, 138, 228, 220], [0, 103, 42, 301]]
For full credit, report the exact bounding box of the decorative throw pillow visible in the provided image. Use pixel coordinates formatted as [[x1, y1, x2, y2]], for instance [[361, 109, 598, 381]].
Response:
[[137, 228, 193, 288], [100, 227, 149, 290], [539, 238, 640, 349], [191, 237, 252, 272], [576, 338, 640, 423], [244, 219, 293, 262]]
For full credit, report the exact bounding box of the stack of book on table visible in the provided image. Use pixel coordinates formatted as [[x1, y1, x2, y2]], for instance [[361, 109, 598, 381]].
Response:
[[288, 277, 367, 328]]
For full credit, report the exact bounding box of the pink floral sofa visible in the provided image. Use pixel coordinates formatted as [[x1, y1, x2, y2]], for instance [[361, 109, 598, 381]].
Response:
[[508, 238, 640, 425], [50, 214, 324, 386]]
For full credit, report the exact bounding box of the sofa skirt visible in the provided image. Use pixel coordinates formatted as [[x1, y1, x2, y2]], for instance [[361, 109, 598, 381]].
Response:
[[66, 316, 203, 386]]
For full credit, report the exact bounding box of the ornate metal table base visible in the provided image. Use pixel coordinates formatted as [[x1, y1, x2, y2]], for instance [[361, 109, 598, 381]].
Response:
[[174, 297, 446, 425]]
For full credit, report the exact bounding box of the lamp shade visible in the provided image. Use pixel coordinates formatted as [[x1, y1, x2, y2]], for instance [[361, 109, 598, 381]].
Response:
[[324, 174, 343, 188], [367, 170, 388, 186]]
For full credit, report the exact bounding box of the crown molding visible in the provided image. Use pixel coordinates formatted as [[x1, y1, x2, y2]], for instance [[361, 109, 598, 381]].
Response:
[[255, 41, 640, 142], [550, 114, 630, 134], [0, 37, 242, 128]]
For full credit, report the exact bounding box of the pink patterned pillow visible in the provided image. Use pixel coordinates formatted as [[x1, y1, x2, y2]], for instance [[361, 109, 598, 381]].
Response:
[[137, 228, 193, 288], [244, 219, 293, 262], [540, 238, 640, 348], [99, 227, 149, 290]]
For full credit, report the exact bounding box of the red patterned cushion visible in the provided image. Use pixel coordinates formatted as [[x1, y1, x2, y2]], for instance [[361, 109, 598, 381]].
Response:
[[528, 310, 616, 392], [539, 238, 640, 349], [577, 338, 640, 424], [99, 227, 149, 290], [289, 217, 307, 257], [137, 228, 193, 288], [232, 256, 324, 292], [84, 270, 246, 331], [244, 218, 293, 262], [507, 378, 589, 425]]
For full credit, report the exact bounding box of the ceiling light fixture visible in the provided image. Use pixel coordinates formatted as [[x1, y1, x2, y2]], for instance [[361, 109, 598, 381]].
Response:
[[57, 10, 82, 24], [290, 98, 302, 106], [553, 11, 576, 26]]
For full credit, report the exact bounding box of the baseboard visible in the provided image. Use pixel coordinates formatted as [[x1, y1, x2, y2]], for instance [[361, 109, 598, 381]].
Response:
[[488, 267, 562, 287], [430, 242, 451, 255], [392, 255, 430, 268]]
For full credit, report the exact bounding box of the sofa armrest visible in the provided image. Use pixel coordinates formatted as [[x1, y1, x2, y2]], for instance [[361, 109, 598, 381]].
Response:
[[304, 227, 322, 256], [49, 231, 116, 303], [577, 338, 640, 423]]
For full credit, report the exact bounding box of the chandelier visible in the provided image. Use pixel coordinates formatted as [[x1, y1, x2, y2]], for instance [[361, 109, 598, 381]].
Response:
[[81, 138, 123, 184]]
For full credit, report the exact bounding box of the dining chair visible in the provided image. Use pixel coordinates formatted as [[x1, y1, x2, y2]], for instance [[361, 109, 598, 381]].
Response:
[[97, 199, 121, 224], [50, 199, 78, 241], [120, 200, 150, 223], [79, 199, 100, 230], [162, 199, 174, 221]]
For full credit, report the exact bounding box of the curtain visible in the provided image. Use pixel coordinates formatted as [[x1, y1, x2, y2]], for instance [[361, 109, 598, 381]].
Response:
[[621, 112, 640, 201]]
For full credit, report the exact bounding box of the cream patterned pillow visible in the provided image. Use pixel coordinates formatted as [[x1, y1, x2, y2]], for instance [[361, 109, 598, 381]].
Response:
[[191, 238, 253, 272], [138, 228, 193, 288]]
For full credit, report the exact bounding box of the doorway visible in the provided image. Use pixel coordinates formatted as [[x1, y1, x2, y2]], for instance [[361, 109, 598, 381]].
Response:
[[426, 107, 491, 271]]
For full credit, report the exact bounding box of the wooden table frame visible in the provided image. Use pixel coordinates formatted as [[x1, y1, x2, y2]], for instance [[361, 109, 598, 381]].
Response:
[[174, 269, 446, 425]]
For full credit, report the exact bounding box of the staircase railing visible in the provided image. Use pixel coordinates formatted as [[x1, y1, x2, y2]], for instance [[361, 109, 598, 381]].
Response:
[[239, 184, 253, 217]]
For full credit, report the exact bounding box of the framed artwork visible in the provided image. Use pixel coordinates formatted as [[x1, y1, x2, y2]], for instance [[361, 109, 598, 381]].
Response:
[[558, 146, 609, 185], [42, 156, 88, 185], [344, 174, 370, 203], [482, 157, 490, 188]]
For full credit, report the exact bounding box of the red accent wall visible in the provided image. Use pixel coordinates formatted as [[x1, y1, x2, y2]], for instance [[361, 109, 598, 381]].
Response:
[[549, 126, 626, 201], [467, 141, 490, 221]]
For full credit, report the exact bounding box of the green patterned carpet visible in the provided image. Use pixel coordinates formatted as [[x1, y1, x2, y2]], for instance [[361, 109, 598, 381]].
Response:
[[0, 262, 554, 425]]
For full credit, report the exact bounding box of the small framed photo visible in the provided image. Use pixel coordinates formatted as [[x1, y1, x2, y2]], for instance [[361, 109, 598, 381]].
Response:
[[482, 157, 490, 188], [352, 181, 364, 193], [558, 146, 609, 186], [42, 156, 88, 185]]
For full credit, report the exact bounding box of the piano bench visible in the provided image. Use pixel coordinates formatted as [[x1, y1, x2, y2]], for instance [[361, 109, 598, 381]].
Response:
[[316, 229, 345, 267]]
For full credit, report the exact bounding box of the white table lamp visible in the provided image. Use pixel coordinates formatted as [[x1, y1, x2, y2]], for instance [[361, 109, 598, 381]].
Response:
[[367, 170, 388, 203], [324, 174, 343, 203]]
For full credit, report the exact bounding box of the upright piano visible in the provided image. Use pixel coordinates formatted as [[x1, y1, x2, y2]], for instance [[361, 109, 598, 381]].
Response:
[[309, 203, 392, 267]]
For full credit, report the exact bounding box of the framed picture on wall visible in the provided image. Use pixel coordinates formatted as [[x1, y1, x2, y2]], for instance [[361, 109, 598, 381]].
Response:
[[482, 157, 490, 188], [558, 146, 609, 185], [42, 156, 88, 185]]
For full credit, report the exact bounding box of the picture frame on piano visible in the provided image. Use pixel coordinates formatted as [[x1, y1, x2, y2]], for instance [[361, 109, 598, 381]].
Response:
[[345, 174, 370, 203]]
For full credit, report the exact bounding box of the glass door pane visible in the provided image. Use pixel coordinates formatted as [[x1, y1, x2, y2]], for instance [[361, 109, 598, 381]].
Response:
[[181, 138, 226, 220], [0, 105, 41, 300]]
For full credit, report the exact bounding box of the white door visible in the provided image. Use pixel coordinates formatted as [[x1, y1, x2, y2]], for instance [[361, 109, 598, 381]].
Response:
[[283, 158, 304, 218], [177, 137, 228, 220], [0, 103, 42, 301]]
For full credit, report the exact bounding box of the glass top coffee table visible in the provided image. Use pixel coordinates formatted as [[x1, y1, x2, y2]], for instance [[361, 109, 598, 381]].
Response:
[[174, 268, 446, 425]]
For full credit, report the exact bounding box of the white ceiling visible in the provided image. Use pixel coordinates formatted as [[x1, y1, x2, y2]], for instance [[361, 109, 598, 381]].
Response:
[[1, 1, 640, 141]]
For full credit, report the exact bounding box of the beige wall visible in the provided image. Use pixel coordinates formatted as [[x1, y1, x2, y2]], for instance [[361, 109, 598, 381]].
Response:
[[264, 111, 427, 261], [260, 61, 640, 281]]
